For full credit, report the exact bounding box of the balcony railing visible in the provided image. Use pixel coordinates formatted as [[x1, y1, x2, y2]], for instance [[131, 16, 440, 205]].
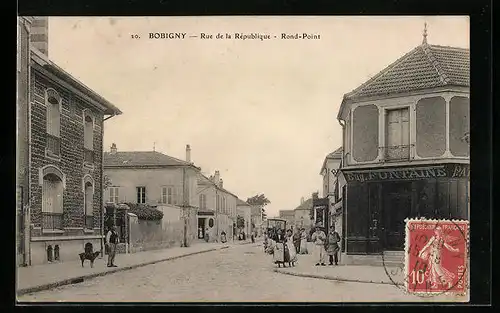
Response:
[[383, 145, 410, 161], [46, 134, 61, 156], [84, 148, 94, 164], [42, 212, 63, 230], [85, 215, 94, 229]]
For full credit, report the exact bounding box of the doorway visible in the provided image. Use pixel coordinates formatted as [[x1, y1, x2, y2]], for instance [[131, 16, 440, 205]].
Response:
[[198, 218, 206, 239], [382, 190, 411, 250]]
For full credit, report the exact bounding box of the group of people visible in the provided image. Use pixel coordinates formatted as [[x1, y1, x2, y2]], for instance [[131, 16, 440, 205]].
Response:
[[264, 223, 341, 267]]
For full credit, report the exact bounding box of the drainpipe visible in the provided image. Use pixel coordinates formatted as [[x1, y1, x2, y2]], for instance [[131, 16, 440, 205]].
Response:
[[101, 113, 115, 257]]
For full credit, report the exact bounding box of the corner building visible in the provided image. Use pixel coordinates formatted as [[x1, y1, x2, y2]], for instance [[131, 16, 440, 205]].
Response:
[[337, 38, 469, 255]]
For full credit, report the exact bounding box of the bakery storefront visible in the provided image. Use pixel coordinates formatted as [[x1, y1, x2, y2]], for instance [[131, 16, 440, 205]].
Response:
[[342, 163, 469, 254]]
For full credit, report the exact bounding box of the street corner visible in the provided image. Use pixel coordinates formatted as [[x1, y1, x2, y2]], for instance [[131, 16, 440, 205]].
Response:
[[273, 261, 406, 287]]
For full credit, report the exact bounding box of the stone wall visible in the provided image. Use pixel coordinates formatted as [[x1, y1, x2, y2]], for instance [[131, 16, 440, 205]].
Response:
[[30, 71, 104, 230]]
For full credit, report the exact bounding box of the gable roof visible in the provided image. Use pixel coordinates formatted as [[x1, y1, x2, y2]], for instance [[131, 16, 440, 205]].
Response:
[[30, 47, 122, 116], [320, 147, 343, 174], [337, 42, 469, 119], [294, 198, 312, 211], [237, 199, 251, 206], [104, 151, 200, 169]]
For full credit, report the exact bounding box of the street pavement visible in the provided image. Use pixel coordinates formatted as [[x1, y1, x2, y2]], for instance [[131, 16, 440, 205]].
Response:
[[18, 243, 465, 303]]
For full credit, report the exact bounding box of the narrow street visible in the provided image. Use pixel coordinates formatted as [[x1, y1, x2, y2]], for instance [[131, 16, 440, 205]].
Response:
[[19, 243, 430, 302]]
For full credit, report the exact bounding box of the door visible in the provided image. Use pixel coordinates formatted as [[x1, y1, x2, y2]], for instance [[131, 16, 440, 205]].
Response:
[[383, 192, 411, 250], [198, 218, 205, 239]]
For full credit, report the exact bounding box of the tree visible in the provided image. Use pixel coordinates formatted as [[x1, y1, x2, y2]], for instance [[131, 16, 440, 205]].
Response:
[[103, 175, 112, 190], [236, 215, 245, 229], [247, 194, 270, 221]]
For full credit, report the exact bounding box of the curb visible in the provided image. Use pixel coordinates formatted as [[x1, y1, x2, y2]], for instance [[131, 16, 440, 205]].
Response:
[[273, 268, 405, 287], [17, 245, 230, 296]]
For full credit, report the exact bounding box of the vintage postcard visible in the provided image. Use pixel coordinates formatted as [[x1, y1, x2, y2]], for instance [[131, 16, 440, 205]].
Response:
[[16, 16, 470, 303]]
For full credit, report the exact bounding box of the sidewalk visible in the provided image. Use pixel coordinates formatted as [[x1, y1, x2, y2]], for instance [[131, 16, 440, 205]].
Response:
[[17, 242, 229, 296], [274, 252, 405, 286]]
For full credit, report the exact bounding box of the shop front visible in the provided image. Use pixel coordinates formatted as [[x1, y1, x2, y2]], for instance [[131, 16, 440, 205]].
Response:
[[197, 211, 215, 241], [342, 163, 469, 254]]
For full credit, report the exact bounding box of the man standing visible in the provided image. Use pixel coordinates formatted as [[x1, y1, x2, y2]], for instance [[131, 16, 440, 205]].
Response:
[[311, 223, 327, 266], [106, 226, 119, 267], [326, 226, 341, 265]]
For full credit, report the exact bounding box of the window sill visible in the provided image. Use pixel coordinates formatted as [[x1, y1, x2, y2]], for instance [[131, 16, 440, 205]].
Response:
[[45, 151, 61, 162], [83, 162, 95, 170], [42, 229, 64, 234]]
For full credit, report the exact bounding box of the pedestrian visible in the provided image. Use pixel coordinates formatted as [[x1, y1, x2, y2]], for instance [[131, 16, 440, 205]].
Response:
[[285, 229, 298, 266], [299, 228, 308, 254], [221, 231, 227, 243], [106, 226, 119, 267], [251, 232, 255, 243], [292, 227, 301, 253], [311, 224, 327, 266], [326, 226, 341, 265]]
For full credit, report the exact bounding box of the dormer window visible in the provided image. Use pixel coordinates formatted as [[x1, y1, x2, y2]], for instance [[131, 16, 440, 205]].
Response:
[[83, 114, 94, 164], [46, 89, 61, 158]]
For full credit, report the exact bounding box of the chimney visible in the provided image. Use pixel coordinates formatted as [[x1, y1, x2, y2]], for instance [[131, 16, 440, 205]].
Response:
[[214, 170, 220, 187], [219, 179, 223, 188], [110, 143, 117, 154], [31, 17, 49, 56], [186, 144, 191, 163], [301, 197, 305, 204]]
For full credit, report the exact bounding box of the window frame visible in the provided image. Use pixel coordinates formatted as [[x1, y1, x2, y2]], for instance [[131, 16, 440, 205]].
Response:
[[45, 88, 62, 159], [136, 186, 146, 204], [109, 186, 120, 203], [384, 106, 410, 161]]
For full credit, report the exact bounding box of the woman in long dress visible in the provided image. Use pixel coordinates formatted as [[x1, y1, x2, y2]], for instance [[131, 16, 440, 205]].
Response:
[[285, 229, 298, 267], [418, 226, 460, 289], [266, 229, 288, 267], [299, 228, 308, 254]]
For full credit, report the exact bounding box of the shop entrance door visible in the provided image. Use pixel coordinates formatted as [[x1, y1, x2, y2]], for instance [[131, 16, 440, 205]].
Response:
[[383, 192, 411, 250], [198, 218, 206, 239]]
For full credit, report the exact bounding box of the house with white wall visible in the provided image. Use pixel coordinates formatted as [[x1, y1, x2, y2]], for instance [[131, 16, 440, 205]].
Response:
[[103, 144, 200, 246]]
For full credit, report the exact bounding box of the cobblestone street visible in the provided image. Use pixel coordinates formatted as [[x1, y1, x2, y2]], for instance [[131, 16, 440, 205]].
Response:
[[19, 244, 445, 302]]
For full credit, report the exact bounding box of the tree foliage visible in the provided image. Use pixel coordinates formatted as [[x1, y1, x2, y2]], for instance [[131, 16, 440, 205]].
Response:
[[247, 194, 270, 221], [126, 203, 164, 221], [246, 194, 271, 207], [236, 215, 245, 229], [103, 175, 112, 190]]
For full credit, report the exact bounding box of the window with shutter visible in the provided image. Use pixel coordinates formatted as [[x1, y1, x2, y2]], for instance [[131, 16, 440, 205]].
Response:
[[385, 107, 410, 160]]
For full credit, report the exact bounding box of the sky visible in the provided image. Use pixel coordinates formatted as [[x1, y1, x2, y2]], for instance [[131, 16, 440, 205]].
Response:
[[47, 16, 469, 218]]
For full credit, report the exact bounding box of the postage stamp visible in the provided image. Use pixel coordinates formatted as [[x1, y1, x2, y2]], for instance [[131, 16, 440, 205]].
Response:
[[404, 218, 469, 296]]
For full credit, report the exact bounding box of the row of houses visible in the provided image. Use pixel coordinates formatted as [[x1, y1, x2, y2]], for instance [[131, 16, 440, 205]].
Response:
[[103, 144, 262, 250], [16, 17, 262, 267], [315, 29, 470, 264]]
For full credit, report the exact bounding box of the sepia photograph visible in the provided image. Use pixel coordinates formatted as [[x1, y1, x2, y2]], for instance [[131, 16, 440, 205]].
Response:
[[16, 15, 471, 303]]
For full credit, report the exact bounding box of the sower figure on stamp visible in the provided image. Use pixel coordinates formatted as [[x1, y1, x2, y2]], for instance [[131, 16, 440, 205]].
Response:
[[106, 226, 119, 267], [418, 226, 459, 289], [311, 223, 327, 266], [326, 226, 341, 265]]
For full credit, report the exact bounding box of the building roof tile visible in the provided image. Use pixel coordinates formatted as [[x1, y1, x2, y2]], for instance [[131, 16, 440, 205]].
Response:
[[343, 43, 469, 101], [104, 151, 198, 168]]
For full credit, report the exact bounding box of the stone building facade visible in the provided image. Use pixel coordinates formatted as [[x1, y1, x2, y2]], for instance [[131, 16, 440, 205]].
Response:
[[27, 48, 122, 265]]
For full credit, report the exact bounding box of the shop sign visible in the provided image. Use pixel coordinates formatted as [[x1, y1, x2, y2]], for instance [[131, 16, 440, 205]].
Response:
[[344, 164, 469, 183]]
